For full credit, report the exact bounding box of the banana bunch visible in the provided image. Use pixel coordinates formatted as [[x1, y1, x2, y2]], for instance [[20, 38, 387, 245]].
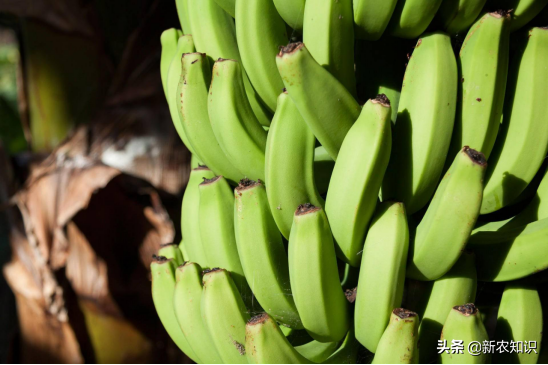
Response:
[[153, 0, 548, 362]]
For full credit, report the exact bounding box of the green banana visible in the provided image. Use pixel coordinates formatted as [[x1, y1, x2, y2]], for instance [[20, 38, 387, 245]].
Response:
[[447, 11, 510, 162], [212, 0, 236, 17], [245, 313, 312, 364], [372, 309, 419, 364], [440, 304, 489, 364], [173, 262, 223, 364], [353, 0, 399, 41], [177, 53, 242, 184], [233, 179, 302, 329], [272, 0, 306, 31], [288, 204, 349, 342], [166, 35, 196, 153], [236, 0, 287, 113], [480, 27, 548, 214], [157, 244, 184, 266], [265, 90, 324, 239], [175, 0, 191, 34], [381, 32, 458, 215], [201, 268, 250, 363], [407, 147, 486, 281], [208, 59, 267, 182], [322, 328, 360, 364], [325, 95, 392, 267], [276, 43, 361, 160], [487, 0, 548, 31], [186, 0, 272, 126], [295, 340, 339, 362], [386, 0, 445, 39], [493, 282, 543, 364], [160, 28, 182, 97], [150, 257, 199, 362], [181, 166, 215, 266], [355, 201, 409, 353], [313, 146, 335, 196], [436, 0, 489, 35], [418, 252, 478, 364], [190, 154, 201, 169], [178, 239, 188, 261], [302, 0, 356, 95], [469, 217, 548, 281], [198, 176, 250, 299]]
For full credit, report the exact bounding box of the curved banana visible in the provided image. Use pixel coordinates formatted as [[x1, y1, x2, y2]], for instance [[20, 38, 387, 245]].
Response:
[[272, 0, 306, 31], [480, 27, 548, 214], [313, 146, 335, 196], [447, 11, 510, 163], [372, 309, 419, 364], [407, 147, 486, 281], [177, 53, 242, 184], [353, 0, 399, 41], [303, 0, 356, 95], [487, 0, 548, 31], [175, 0, 191, 34], [236, 0, 287, 112], [198, 176, 250, 300], [381, 32, 458, 215], [233, 179, 302, 329], [166, 35, 196, 153], [493, 282, 543, 364], [201, 268, 250, 363], [386, 0, 445, 39], [157, 243, 184, 266], [212, 0, 236, 17], [418, 252, 477, 364], [469, 217, 548, 281], [245, 313, 312, 364], [322, 328, 360, 364], [160, 28, 182, 97], [150, 257, 199, 362], [325, 95, 392, 266], [295, 340, 339, 362], [436, 0, 489, 35], [355, 201, 409, 353], [440, 303, 489, 364], [288, 204, 350, 342], [265, 90, 324, 239], [276, 43, 361, 160], [208, 59, 267, 182], [181, 166, 215, 266], [173, 262, 223, 364]]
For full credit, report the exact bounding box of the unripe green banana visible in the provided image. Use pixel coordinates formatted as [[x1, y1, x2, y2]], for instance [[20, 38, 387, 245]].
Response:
[[201, 268, 250, 364], [178, 239, 188, 261], [386, 0, 445, 39], [353, 0, 399, 41], [233, 179, 302, 329], [276, 43, 361, 160], [372, 309, 419, 364], [480, 27, 548, 214], [381, 32, 458, 215], [208, 59, 267, 182], [175, 0, 191, 33], [355, 201, 409, 353], [322, 328, 360, 364], [173, 262, 223, 364], [313, 146, 335, 196], [447, 11, 510, 162], [181, 166, 215, 266], [294, 340, 339, 362], [469, 217, 548, 281], [245, 313, 312, 364], [407, 147, 486, 281], [198, 176, 249, 299], [288, 204, 350, 342], [440, 304, 490, 364], [166, 35, 196, 153], [272, 0, 306, 31], [160, 28, 182, 97], [418, 252, 478, 364], [150, 257, 199, 362], [158, 244, 184, 266], [190, 154, 201, 169], [236, 0, 287, 113], [325, 96, 392, 266], [487, 0, 548, 31], [186, 0, 272, 126], [303, 0, 356, 95], [212, 0, 236, 17], [177, 53, 242, 184], [265, 90, 323, 239], [436, 0, 489, 35], [493, 282, 543, 364]]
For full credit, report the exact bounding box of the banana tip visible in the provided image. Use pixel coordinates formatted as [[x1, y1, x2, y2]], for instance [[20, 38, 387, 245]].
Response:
[[295, 203, 321, 216], [463, 147, 487, 166], [236, 178, 260, 191], [247, 313, 270, 326], [454, 303, 478, 316], [372, 94, 391, 107], [393, 308, 417, 319], [200, 175, 222, 185], [278, 42, 304, 57]]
